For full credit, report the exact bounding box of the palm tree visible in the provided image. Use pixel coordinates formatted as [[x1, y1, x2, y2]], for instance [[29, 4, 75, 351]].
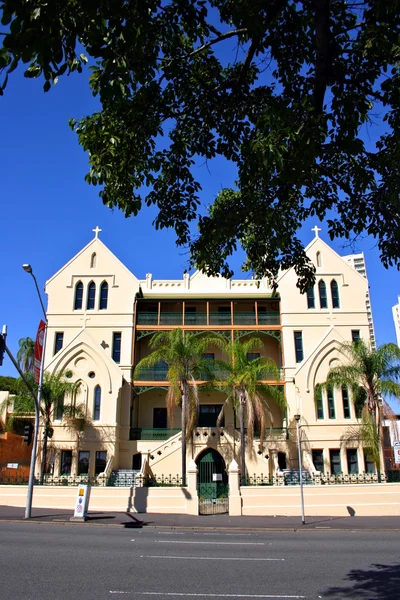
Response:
[[134, 329, 222, 483], [17, 337, 35, 373], [4, 370, 77, 483], [317, 340, 400, 472], [215, 337, 285, 481]]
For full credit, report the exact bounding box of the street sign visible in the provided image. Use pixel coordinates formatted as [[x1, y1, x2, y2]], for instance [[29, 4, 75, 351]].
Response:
[[33, 320, 46, 383], [72, 484, 91, 521], [393, 441, 400, 465]]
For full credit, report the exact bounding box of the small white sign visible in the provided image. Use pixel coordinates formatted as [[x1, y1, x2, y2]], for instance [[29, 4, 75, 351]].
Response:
[[73, 484, 91, 519], [394, 441, 400, 465], [7, 463, 18, 469], [212, 473, 223, 482]]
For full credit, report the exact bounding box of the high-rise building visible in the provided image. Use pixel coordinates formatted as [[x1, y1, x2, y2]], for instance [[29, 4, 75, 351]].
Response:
[[343, 253, 376, 349], [392, 296, 400, 347]]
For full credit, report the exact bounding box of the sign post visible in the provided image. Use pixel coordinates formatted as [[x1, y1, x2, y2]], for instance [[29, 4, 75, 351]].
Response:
[[394, 441, 400, 466], [71, 485, 91, 522]]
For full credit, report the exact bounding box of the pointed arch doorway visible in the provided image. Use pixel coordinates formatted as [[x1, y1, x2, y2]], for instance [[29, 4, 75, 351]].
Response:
[[196, 449, 228, 515]]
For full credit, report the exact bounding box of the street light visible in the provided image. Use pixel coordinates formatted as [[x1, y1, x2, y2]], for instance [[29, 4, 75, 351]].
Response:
[[294, 413, 305, 525], [23, 264, 47, 519]]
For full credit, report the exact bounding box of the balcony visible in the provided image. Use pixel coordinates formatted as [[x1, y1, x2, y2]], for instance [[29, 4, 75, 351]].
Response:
[[130, 428, 181, 441], [134, 366, 282, 382], [136, 311, 280, 327]]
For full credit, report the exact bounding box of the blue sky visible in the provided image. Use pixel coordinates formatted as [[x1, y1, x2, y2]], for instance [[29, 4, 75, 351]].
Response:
[[0, 67, 399, 379]]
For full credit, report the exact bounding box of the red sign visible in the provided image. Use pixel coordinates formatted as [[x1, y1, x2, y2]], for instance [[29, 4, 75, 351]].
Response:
[[34, 320, 46, 383]]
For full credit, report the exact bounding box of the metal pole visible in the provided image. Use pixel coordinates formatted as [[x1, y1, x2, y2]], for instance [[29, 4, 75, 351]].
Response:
[[295, 415, 305, 525], [22, 265, 48, 519], [2, 336, 41, 519], [31, 273, 47, 321], [25, 325, 46, 519]]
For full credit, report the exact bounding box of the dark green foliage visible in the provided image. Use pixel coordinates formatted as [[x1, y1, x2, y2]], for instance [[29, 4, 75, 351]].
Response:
[[1, 1, 400, 289], [0, 375, 18, 394]]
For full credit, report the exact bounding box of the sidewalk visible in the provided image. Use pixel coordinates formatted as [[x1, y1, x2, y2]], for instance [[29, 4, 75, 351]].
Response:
[[1, 505, 400, 530]]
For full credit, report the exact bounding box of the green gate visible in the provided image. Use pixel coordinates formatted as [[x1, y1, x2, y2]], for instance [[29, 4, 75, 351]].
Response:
[[197, 449, 228, 514]]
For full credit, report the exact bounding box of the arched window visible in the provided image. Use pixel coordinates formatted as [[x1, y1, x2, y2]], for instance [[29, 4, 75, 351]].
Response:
[[318, 280, 328, 309], [87, 281, 96, 310], [74, 281, 83, 310], [316, 251, 322, 267], [90, 252, 97, 268], [331, 280, 340, 309], [99, 281, 108, 310], [93, 385, 101, 420], [306, 287, 315, 309]]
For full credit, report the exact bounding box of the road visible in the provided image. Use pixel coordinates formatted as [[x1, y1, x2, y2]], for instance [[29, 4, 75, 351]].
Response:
[[0, 522, 398, 599]]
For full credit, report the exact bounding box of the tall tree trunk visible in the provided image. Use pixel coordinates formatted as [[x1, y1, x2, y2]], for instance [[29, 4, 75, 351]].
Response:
[[40, 424, 48, 485], [181, 382, 188, 486], [376, 404, 385, 477], [239, 393, 246, 484]]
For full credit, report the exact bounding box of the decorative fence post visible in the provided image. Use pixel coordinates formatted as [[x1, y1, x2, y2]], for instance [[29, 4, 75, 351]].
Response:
[[186, 459, 199, 515], [228, 459, 242, 516]]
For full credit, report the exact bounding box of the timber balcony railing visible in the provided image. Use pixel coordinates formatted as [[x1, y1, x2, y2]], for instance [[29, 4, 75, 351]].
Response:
[[134, 366, 283, 382], [136, 312, 280, 327], [130, 427, 181, 441]]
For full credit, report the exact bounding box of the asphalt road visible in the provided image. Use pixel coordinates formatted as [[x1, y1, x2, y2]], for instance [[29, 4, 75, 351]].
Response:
[[0, 523, 399, 600]]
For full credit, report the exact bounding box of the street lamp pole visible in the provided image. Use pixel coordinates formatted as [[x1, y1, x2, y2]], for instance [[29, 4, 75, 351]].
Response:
[[294, 413, 305, 525], [22, 264, 47, 519]]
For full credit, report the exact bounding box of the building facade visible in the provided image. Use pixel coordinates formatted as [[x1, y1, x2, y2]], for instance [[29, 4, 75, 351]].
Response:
[[393, 296, 400, 347], [34, 227, 375, 484]]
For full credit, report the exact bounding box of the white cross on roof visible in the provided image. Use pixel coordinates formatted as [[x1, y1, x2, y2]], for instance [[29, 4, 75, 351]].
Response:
[[312, 225, 321, 238], [92, 225, 102, 239]]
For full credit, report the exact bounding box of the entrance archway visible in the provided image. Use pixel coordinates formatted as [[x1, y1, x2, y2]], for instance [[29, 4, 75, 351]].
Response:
[[196, 449, 228, 514]]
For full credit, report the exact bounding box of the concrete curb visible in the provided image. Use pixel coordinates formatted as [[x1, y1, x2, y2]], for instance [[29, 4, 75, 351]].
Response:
[[1, 518, 400, 533]]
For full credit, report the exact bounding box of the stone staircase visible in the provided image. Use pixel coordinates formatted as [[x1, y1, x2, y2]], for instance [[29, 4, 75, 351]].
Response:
[[108, 469, 140, 487]]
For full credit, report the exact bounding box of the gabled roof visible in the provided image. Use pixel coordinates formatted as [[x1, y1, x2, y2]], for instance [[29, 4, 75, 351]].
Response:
[[45, 236, 139, 287]]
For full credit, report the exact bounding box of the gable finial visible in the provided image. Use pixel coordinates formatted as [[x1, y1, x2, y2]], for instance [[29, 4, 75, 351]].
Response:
[[92, 225, 102, 239], [312, 225, 321, 238]]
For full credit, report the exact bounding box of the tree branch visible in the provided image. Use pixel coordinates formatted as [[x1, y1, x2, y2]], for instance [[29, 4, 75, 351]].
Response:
[[189, 28, 248, 58], [313, 0, 332, 112]]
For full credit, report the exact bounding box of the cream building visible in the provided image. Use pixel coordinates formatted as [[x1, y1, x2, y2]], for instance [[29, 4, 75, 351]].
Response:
[[35, 226, 375, 488], [393, 296, 400, 347]]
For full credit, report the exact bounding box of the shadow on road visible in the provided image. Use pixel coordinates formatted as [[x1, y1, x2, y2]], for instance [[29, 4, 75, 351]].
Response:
[[323, 563, 400, 599], [119, 513, 144, 528]]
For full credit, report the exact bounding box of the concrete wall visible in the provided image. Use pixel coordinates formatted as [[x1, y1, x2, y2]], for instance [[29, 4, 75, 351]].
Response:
[[1, 482, 400, 516], [0, 485, 189, 514], [240, 483, 400, 517]]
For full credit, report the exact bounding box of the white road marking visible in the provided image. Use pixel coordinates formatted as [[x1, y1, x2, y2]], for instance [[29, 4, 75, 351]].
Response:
[[155, 541, 264, 545], [157, 532, 185, 534], [140, 555, 284, 561], [110, 593, 303, 598]]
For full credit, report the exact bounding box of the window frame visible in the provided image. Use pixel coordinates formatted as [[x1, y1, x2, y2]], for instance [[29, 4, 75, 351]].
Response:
[[342, 386, 351, 419], [330, 280, 340, 309], [95, 451, 107, 475], [312, 449, 324, 473], [99, 281, 108, 310], [327, 389, 336, 419], [294, 331, 304, 363], [54, 332, 64, 355], [329, 449, 341, 475], [60, 450, 73, 476], [93, 385, 101, 421], [318, 280, 328, 309], [351, 330, 360, 343], [87, 281, 96, 310], [306, 287, 315, 309], [347, 449, 359, 474], [112, 332, 122, 363], [78, 451, 90, 475], [74, 281, 84, 310]]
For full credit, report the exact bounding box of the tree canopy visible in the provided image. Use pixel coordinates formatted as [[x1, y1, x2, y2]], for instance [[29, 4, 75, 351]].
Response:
[[1, 1, 399, 289]]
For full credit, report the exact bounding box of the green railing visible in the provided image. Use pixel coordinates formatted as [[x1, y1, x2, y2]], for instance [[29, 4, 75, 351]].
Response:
[[130, 428, 181, 441], [135, 367, 168, 381], [136, 311, 281, 326], [237, 427, 289, 440], [233, 312, 280, 325]]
